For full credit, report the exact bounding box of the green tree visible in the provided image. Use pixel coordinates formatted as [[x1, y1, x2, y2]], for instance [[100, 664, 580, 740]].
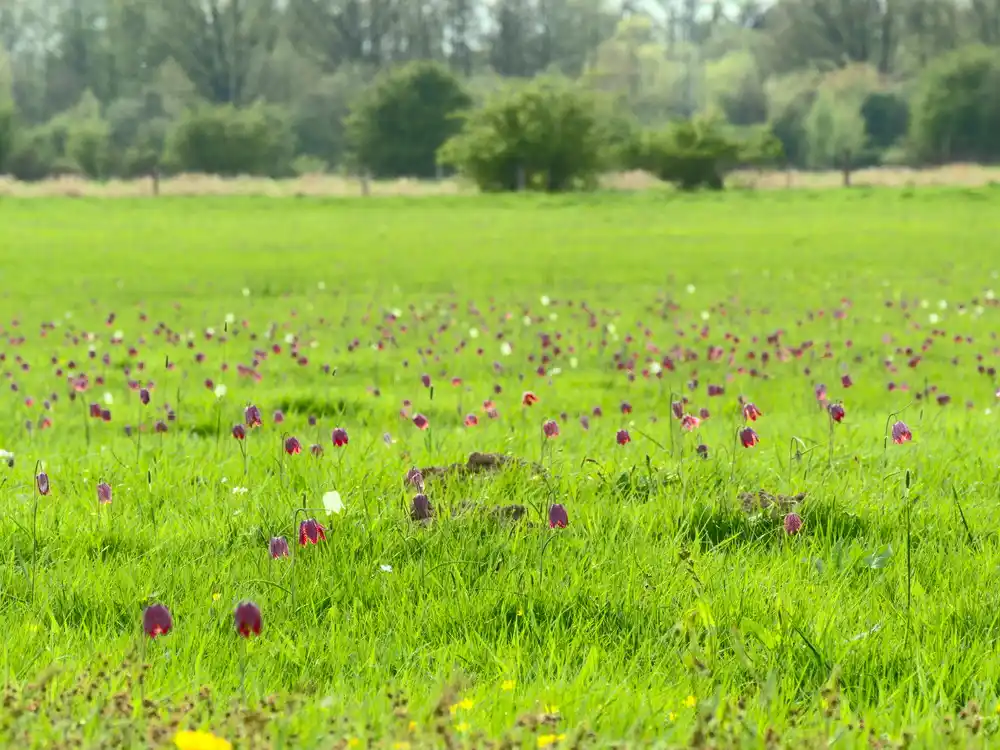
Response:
[[345, 61, 471, 178], [626, 116, 742, 191], [438, 77, 604, 192], [910, 46, 1000, 163]]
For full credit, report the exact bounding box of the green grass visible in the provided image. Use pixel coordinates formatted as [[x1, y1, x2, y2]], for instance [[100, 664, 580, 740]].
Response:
[[2, 187, 1000, 749]]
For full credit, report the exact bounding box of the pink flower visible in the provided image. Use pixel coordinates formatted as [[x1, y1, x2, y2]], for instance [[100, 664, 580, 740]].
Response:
[[542, 419, 559, 438], [405, 467, 425, 491], [891, 420, 912, 444], [97, 481, 112, 504], [412, 413, 429, 430], [815, 383, 827, 402], [828, 403, 845, 423], [464, 414, 478, 427], [142, 604, 173, 638], [680, 414, 700, 432], [331, 427, 349, 447], [742, 403, 762, 422], [234, 600, 262, 638], [783, 512, 803, 536], [548, 503, 568, 528], [739, 427, 759, 448], [616, 429, 631, 445]]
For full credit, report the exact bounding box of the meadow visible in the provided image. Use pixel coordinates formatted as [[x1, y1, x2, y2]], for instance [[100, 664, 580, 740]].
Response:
[[1, 187, 1000, 749]]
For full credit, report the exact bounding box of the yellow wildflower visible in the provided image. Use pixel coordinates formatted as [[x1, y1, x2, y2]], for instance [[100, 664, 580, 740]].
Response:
[[537, 734, 566, 748], [393, 743, 410, 750], [449, 697, 474, 714], [684, 695, 697, 709], [347, 739, 360, 748], [502, 680, 516, 692], [543, 703, 559, 714], [408, 720, 417, 733], [174, 730, 232, 750], [456, 722, 470, 733], [212, 592, 221, 602], [668, 712, 677, 722]]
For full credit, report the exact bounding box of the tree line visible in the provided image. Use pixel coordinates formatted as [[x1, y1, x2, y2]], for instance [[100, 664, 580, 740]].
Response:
[[0, 0, 999, 189]]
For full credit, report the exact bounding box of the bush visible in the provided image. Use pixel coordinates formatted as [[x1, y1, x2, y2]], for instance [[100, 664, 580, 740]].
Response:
[[66, 120, 112, 180], [910, 46, 1000, 163], [166, 103, 296, 177], [346, 62, 471, 178], [6, 128, 57, 182], [626, 117, 742, 190], [438, 77, 604, 192]]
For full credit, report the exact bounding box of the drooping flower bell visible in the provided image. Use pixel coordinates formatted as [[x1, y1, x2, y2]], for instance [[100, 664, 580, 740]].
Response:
[[783, 512, 803, 536], [739, 427, 760, 448], [284, 436, 302, 455], [828, 403, 845, 423], [299, 518, 327, 545], [36, 471, 50, 496], [891, 420, 912, 444], [548, 503, 569, 529], [244, 404, 262, 428], [269, 536, 290, 559], [410, 493, 433, 521], [616, 429, 631, 445], [97, 481, 112, 504], [331, 427, 349, 447], [542, 419, 559, 438], [142, 603, 173, 638], [742, 402, 763, 422], [234, 600, 262, 638]]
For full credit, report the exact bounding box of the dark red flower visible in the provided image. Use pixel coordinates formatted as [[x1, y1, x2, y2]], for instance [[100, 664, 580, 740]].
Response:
[[412, 413, 429, 430], [620, 401, 632, 415], [310, 443, 323, 457], [299, 518, 327, 545], [232, 424, 246, 440], [421, 373, 431, 388], [154, 420, 168, 433], [743, 402, 762, 422], [464, 414, 478, 427], [548, 503, 568, 528], [244, 404, 262, 428], [699, 407, 710, 420], [739, 427, 760, 448], [269, 536, 290, 558], [89, 403, 101, 418], [331, 427, 349, 447], [542, 419, 559, 438], [522, 391, 539, 407], [234, 600, 262, 638], [139, 388, 150, 405], [97, 481, 112, 504], [142, 604, 173, 638], [696, 444, 709, 458], [284, 436, 302, 455], [616, 429, 631, 445], [841, 374, 853, 388], [36, 471, 50, 496], [828, 403, 845, 422], [670, 401, 683, 419], [273, 409, 284, 424]]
